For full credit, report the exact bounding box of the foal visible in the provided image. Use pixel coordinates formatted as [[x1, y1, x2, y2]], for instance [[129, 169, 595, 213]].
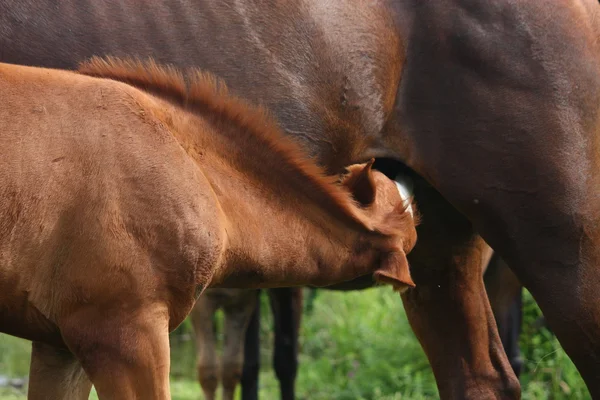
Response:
[[0, 58, 417, 399]]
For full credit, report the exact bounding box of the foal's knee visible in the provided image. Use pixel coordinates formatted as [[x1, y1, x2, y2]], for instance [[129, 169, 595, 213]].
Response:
[[221, 362, 243, 390], [197, 364, 218, 394]]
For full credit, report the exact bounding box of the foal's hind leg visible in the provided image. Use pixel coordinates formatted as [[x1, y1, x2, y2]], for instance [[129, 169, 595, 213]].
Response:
[[221, 290, 258, 400], [191, 294, 219, 400], [28, 342, 92, 400], [60, 303, 171, 400]]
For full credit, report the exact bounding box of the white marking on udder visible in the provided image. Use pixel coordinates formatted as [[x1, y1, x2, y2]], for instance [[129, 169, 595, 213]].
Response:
[[394, 175, 414, 217]]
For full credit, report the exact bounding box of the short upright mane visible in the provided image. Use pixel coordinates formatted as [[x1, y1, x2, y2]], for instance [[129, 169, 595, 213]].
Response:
[[78, 57, 376, 231]]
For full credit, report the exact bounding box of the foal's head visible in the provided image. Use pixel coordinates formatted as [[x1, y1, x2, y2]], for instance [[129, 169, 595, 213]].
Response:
[[341, 160, 418, 293]]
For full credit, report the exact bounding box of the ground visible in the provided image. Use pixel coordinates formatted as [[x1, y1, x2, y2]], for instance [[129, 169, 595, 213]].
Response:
[[0, 288, 590, 399]]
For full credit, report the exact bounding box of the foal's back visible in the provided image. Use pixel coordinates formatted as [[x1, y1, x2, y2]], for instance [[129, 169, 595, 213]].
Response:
[[0, 63, 221, 337]]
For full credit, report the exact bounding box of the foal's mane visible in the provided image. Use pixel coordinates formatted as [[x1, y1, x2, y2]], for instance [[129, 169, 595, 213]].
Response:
[[78, 57, 380, 231]]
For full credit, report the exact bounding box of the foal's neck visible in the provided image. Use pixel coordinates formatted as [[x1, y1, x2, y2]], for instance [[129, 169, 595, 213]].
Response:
[[166, 109, 378, 288], [210, 166, 377, 288]]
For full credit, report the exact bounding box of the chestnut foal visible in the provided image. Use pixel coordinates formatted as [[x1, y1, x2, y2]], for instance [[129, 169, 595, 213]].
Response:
[[0, 58, 417, 400]]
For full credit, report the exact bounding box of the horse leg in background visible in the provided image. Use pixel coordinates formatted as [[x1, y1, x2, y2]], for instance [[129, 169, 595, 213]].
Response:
[[304, 288, 319, 315], [60, 303, 171, 400], [268, 288, 303, 400], [27, 342, 92, 400], [241, 290, 261, 400], [401, 181, 519, 399], [484, 253, 524, 377], [191, 294, 219, 400], [221, 291, 259, 400]]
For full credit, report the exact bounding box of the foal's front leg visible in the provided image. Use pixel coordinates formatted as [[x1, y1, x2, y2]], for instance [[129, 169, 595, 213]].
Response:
[[60, 303, 171, 400]]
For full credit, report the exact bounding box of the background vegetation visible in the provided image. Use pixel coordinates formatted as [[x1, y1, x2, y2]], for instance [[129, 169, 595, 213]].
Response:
[[0, 288, 590, 399]]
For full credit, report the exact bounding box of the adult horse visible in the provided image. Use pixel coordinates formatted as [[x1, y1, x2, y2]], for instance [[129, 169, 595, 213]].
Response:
[[2, 0, 600, 398]]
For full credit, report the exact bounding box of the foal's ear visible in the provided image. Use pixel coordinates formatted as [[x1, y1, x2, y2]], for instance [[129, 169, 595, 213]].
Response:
[[373, 251, 415, 293], [342, 159, 376, 206]]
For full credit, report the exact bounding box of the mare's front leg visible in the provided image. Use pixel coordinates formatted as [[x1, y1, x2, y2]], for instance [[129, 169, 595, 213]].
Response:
[[28, 342, 92, 400], [401, 183, 519, 399], [221, 290, 259, 400], [60, 303, 171, 400], [268, 288, 303, 400]]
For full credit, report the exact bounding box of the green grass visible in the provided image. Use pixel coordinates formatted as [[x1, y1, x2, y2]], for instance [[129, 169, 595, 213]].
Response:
[[0, 288, 590, 399]]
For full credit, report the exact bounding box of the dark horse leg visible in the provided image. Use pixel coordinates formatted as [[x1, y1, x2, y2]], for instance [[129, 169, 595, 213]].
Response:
[[267, 288, 303, 400], [484, 254, 524, 377], [241, 288, 303, 400], [241, 290, 261, 400]]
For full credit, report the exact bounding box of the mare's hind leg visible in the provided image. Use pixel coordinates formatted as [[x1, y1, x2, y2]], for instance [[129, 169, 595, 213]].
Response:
[[221, 290, 258, 400], [28, 342, 92, 400], [60, 303, 171, 400], [484, 254, 524, 377], [191, 294, 219, 400], [401, 185, 519, 399]]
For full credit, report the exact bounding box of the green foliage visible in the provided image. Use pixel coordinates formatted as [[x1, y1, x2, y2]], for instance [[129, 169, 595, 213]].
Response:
[[293, 288, 435, 400], [0, 288, 590, 399]]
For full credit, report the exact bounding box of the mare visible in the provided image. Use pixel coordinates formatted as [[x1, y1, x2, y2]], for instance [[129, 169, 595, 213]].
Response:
[[2, 1, 600, 398], [0, 58, 418, 399], [191, 288, 259, 400]]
